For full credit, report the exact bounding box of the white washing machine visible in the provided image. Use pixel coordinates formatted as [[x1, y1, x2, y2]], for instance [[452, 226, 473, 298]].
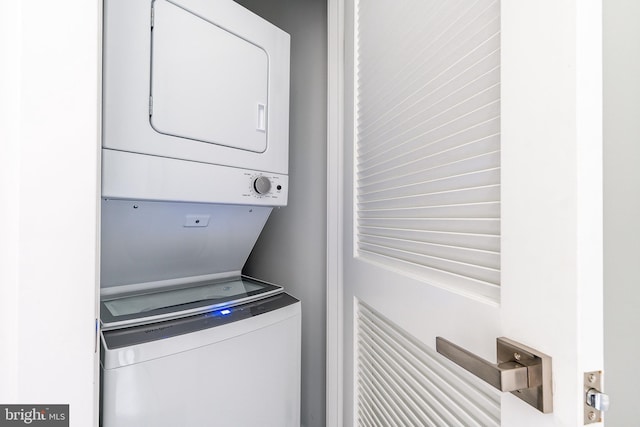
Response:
[[100, 0, 298, 425], [99, 199, 302, 427], [100, 278, 301, 427]]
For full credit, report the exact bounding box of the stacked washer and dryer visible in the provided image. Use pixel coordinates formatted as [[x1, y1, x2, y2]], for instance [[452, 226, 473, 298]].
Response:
[[99, 0, 299, 426]]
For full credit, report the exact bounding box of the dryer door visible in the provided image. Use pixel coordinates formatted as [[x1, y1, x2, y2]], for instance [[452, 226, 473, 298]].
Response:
[[150, 0, 269, 153]]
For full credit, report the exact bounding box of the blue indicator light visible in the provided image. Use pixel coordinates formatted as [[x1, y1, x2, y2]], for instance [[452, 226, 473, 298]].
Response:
[[220, 309, 231, 316]]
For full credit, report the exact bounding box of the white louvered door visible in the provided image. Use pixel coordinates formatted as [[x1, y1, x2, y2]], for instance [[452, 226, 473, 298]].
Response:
[[330, 0, 604, 426]]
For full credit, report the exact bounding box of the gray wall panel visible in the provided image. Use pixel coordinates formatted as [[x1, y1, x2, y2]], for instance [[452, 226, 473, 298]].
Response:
[[604, 0, 640, 424]]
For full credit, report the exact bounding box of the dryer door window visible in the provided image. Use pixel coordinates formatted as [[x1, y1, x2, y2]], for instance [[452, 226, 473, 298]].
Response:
[[150, 0, 269, 153]]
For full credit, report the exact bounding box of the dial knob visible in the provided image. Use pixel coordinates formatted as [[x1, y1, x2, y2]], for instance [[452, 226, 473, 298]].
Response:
[[253, 176, 272, 195]]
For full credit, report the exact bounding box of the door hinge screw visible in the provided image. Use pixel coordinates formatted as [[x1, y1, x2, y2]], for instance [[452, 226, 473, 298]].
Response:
[[587, 411, 596, 421], [588, 373, 596, 383]]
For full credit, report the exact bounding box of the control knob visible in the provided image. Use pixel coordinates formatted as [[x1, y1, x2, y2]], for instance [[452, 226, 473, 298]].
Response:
[[253, 176, 272, 195]]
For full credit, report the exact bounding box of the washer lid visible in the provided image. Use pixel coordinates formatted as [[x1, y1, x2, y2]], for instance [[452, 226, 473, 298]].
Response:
[[100, 200, 274, 289], [150, 0, 269, 152]]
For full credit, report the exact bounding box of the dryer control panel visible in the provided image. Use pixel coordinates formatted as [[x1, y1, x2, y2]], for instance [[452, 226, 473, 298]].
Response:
[[102, 149, 288, 206], [246, 173, 285, 201]]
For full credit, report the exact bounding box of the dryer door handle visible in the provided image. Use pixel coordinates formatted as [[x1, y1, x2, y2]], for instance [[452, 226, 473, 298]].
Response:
[[257, 103, 266, 132]]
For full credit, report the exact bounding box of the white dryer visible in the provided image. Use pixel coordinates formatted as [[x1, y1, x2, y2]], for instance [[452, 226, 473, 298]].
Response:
[[102, 0, 290, 205]]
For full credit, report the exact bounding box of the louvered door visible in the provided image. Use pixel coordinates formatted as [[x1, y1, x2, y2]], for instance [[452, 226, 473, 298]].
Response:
[[355, 0, 501, 302], [332, 0, 605, 425]]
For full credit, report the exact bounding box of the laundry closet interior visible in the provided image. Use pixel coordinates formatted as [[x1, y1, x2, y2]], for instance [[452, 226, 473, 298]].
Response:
[[232, 2, 328, 426], [98, 0, 328, 426]]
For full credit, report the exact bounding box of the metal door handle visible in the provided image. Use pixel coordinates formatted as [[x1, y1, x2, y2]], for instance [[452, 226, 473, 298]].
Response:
[[436, 336, 553, 413]]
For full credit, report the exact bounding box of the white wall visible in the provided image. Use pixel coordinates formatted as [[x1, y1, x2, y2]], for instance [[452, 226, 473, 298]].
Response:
[[234, 1, 328, 426], [0, 1, 101, 426], [604, 0, 640, 424], [0, 0, 22, 400]]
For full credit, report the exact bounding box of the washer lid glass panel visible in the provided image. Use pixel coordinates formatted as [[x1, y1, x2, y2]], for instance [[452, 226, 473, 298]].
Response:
[[100, 277, 281, 330]]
